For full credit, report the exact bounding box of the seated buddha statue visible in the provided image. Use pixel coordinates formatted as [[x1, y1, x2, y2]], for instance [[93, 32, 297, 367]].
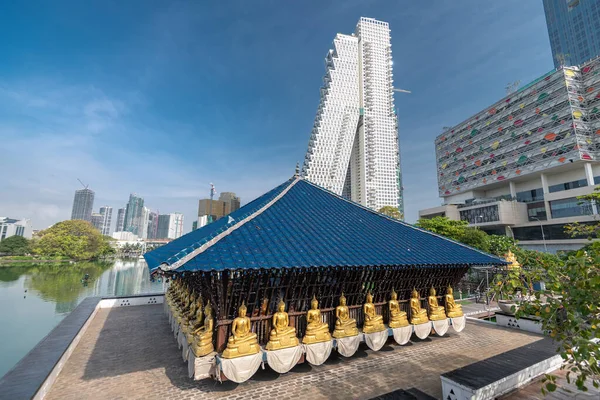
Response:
[[444, 286, 463, 318], [428, 287, 447, 321], [178, 291, 197, 325], [266, 300, 299, 350], [388, 289, 409, 328], [222, 302, 260, 359], [184, 296, 204, 338], [332, 293, 358, 338], [409, 289, 429, 325], [363, 292, 385, 334], [172, 286, 190, 319], [303, 295, 331, 344], [505, 250, 521, 269], [190, 303, 214, 357]]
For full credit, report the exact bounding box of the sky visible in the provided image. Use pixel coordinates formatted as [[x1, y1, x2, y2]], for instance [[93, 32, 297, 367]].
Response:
[[0, 0, 555, 232]]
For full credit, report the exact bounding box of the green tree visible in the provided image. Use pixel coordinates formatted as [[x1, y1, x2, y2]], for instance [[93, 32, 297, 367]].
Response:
[[488, 234, 516, 257], [33, 220, 114, 261], [378, 206, 403, 220], [0, 235, 31, 255], [416, 217, 470, 242], [461, 228, 491, 252]]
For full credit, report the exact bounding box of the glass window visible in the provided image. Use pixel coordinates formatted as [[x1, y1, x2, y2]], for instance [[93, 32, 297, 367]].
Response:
[[459, 205, 499, 224], [549, 197, 593, 218], [516, 188, 544, 203], [527, 201, 547, 221], [548, 178, 588, 193], [513, 222, 597, 241]]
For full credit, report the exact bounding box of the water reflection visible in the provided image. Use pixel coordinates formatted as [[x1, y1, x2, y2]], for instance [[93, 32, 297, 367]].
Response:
[[0, 259, 164, 378]]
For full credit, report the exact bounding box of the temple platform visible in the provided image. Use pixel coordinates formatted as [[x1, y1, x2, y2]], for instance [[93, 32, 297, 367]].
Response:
[[39, 304, 555, 400]]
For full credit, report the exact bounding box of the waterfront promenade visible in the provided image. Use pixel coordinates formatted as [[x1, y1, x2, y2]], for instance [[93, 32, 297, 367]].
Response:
[[47, 305, 545, 400]]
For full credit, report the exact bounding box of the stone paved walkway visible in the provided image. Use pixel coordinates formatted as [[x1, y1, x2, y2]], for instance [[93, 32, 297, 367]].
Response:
[[47, 305, 547, 400]]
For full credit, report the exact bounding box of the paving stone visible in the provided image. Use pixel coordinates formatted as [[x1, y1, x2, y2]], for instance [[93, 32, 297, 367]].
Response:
[[46, 306, 548, 400]]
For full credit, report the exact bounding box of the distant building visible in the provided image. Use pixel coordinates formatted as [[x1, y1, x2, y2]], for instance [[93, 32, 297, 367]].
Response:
[[140, 207, 150, 239], [156, 213, 184, 239], [116, 208, 126, 232], [543, 0, 600, 68], [198, 199, 230, 224], [197, 215, 209, 229], [91, 213, 104, 231], [98, 206, 113, 236], [0, 217, 33, 241], [192, 220, 198, 231], [419, 58, 600, 253], [124, 194, 144, 236], [112, 231, 138, 241], [219, 192, 241, 212], [147, 211, 159, 239], [71, 188, 95, 222]]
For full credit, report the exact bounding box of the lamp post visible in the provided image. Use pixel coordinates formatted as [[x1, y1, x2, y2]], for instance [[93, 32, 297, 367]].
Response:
[[531, 217, 547, 252]]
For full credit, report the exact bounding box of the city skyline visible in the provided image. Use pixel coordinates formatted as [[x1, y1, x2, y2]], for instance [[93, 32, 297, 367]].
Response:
[[0, 1, 568, 228]]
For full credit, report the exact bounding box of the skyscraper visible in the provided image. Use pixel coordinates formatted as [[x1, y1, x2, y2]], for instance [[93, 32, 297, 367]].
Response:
[[147, 211, 159, 239], [156, 213, 184, 239], [543, 0, 600, 68], [123, 194, 144, 236], [91, 213, 104, 231], [116, 207, 126, 232], [140, 207, 150, 239], [98, 206, 113, 236], [302, 17, 402, 216], [70, 188, 95, 221], [219, 192, 241, 212]]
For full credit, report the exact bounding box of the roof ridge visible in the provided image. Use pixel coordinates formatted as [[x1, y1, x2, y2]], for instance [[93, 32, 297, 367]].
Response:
[[162, 176, 301, 271], [300, 179, 506, 264]]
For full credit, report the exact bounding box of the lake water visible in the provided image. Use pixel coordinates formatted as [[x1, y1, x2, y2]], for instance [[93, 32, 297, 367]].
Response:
[[0, 259, 165, 378]]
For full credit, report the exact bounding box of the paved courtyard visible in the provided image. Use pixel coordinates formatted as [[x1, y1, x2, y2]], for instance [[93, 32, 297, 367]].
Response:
[[47, 305, 547, 400]]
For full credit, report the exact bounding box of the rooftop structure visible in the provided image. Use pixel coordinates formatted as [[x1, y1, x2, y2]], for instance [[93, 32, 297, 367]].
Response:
[[302, 17, 403, 216]]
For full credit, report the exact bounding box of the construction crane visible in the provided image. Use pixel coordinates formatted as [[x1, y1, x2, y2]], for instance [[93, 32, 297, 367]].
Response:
[[77, 179, 89, 189]]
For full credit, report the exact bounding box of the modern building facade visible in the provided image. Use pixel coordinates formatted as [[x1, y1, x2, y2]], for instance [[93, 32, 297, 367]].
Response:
[[219, 192, 241, 212], [91, 213, 104, 232], [156, 213, 184, 240], [98, 206, 113, 236], [124, 194, 144, 236], [543, 0, 600, 68], [70, 188, 95, 222], [420, 57, 600, 252], [0, 217, 33, 241], [198, 199, 230, 224], [116, 208, 126, 232], [147, 211, 159, 239], [302, 17, 403, 216]]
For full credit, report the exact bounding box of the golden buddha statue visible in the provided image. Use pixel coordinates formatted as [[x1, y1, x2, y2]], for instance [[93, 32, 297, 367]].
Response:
[[222, 302, 260, 359], [362, 292, 386, 333], [190, 303, 214, 357], [303, 295, 332, 344], [409, 289, 429, 325], [332, 293, 358, 338], [177, 291, 196, 325], [266, 300, 299, 350], [388, 289, 409, 328], [184, 296, 204, 338], [427, 287, 447, 321], [505, 250, 521, 269], [445, 286, 463, 318]]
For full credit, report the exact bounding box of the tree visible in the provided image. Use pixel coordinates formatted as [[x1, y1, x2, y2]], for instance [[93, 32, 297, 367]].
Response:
[[32, 220, 114, 261], [378, 206, 403, 220], [415, 217, 470, 242], [0, 235, 31, 255], [565, 187, 600, 239]]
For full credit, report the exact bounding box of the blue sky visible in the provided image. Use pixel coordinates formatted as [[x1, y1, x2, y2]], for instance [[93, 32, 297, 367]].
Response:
[[0, 0, 554, 231]]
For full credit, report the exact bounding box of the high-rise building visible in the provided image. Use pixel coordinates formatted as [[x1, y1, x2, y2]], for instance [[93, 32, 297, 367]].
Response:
[[98, 206, 113, 236], [156, 213, 184, 239], [147, 211, 159, 239], [192, 220, 198, 231], [543, 0, 600, 68], [219, 192, 241, 212], [302, 17, 402, 216], [0, 217, 32, 241], [419, 57, 600, 253], [140, 207, 150, 239], [198, 199, 230, 223], [91, 213, 104, 231], [124, 194, 144, 236], [70, 188, 95, 222], [116, 207, 126, 232]]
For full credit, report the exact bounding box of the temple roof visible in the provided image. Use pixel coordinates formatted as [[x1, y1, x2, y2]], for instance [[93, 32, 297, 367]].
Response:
[[144, 176, 507, 272]]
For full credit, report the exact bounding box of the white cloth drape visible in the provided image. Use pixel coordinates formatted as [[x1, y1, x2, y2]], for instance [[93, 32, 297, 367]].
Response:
[[187, 350, 195, 378], [451, 315, 466, 332], [177, 329, 185, 349], [218, 351, 264, 383], [363, 329, 388, 351], [392, 326, 412, 345], [432, 319, 449, 336], [265, 345, 304, 374], [413, 322, 431, 340], [335, 335, 361, 357], [304, 341, 333, 365], [182, 335, 190, 361], [188, 351, 217, 380]]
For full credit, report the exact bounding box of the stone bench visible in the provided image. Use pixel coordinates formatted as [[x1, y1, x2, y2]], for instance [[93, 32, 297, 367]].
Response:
[[440, 338, 562, 400]]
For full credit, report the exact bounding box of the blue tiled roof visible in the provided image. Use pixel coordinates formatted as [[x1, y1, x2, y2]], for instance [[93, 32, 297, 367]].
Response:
[[144, 177, 507, 272]]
